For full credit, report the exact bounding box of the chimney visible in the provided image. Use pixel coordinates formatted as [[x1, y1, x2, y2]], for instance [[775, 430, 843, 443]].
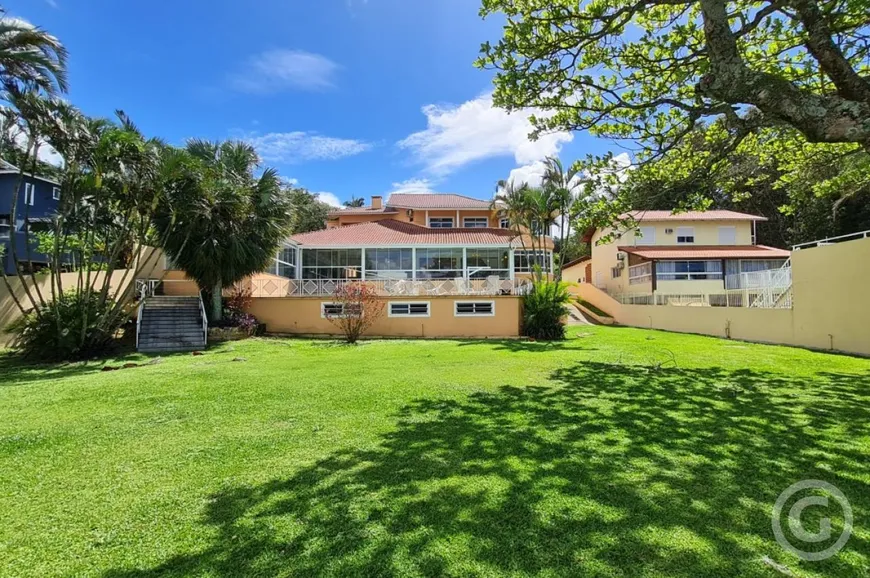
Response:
[[371, 195, 382, 209]]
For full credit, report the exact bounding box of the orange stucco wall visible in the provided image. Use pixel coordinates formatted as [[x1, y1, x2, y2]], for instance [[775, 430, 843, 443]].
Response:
[[246, 295, 522, 338], [329, 209, 501, 229]]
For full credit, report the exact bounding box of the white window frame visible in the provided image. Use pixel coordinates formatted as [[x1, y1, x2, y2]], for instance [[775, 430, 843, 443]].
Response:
[[636, 226, 656, 245], [23, 183, 35, 206], [718, 226, 736, 245], [320, 302, 361, 318], [388, 301, 431, 317], [52, 186, 61, 201], [676, 227, 695, 244], [463, 217, 489, 228], [428, 217, 454, 228], [499, 217, 510, 229], [454, 300, 495, 317]]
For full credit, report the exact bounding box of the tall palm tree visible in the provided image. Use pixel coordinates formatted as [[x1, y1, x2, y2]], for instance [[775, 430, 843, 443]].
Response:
[[154, 140, 293, 321], [343, 196, 365, 208], [0, 10, 67, 96], [541, 156, 586, 279]]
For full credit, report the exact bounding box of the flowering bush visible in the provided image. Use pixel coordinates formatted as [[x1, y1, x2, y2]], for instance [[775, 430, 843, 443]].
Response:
[[216, 285, 260, 335], [324, 282, 385, 343]]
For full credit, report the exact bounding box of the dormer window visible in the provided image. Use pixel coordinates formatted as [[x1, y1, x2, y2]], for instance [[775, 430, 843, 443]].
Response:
[[500, 217, 510, 229]]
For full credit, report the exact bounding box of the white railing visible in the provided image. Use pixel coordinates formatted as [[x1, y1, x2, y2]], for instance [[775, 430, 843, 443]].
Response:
[[198, 293, 208, 346], [628, 262, 652, 285], [749, 259, 792, 308], [613, 287, 791, 309], [725, 266, 793, 290], [792, 229, 870, 250], [238, 277, 532, 298]]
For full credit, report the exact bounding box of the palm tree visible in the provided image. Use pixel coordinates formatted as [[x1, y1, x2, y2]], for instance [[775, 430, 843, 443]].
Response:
[[343, 196, 365, 208], [154, 140, 293, 321], [541, 156, 586, 279], [0, 10, 67, 95]]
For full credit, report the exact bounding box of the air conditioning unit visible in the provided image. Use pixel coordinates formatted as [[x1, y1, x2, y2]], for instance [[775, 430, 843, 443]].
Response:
[[616, 251, 627, 260], [665, 228, 674, 234]]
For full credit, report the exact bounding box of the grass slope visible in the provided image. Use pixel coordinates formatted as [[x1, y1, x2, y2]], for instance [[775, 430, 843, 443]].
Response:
[[0, 327, 868, 577]]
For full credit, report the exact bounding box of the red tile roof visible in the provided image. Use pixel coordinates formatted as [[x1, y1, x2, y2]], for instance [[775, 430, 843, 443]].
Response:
[[327, 206, 398, 217], [619, 245, 790, 259], [622, 210, 767, 222], [290, 219, 519, 246], [562, 256, 591, 270], [387, 193, 493, 209]]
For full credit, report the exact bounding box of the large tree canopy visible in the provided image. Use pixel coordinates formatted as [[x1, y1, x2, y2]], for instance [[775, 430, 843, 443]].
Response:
[[477, 0, 870, 156]]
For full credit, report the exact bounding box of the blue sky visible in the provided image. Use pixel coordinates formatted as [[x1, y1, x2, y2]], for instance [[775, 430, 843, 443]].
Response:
[[10, 0, 619, 207]]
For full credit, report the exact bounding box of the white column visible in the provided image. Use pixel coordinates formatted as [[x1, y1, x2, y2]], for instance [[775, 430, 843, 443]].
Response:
[[509, 249, 515, 280], [412, 247, 417, 280], [462, 247, 467, 279], [360, 247, 366, 280], [456, 210, 460, 226], [295, 248, 302, 280]]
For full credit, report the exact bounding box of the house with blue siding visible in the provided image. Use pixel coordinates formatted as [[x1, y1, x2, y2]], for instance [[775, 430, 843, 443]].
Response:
[[0, 159, 62, 275]]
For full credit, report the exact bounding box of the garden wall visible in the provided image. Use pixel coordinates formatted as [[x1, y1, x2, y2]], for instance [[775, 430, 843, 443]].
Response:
[[0, 270, 136, 344], [575, 236, 870, 356], [246, 295, 523, 338]]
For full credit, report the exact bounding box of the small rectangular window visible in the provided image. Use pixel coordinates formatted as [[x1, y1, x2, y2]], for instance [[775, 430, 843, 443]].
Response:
[[52, 186, 61, 200], [389, 301, 430, 317], [611, 266, 622, 279], [320, 302, 361, 318], [718, 226, 736, 244], [455, 301, 495, 316], [636, 226, 656, 245], [0, 214, 10, 238], [500, 217, 510, 229], [23, 183, 35, 206], [463, 217, 488, 228], [428, 217, 454, 228], [676, 227, 695, 244]]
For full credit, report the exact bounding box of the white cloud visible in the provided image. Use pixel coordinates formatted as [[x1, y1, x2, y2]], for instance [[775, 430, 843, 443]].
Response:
[[398, 92, 573, 176], [245, 131, 373, 164], [388, 178, 437, 195], [314, 192, 342, 207], [45, 0, 58, 7], [228, 49, 339, 94]]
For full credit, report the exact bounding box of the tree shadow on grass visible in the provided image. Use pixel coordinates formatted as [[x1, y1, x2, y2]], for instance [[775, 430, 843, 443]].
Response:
[[104, 362, 870, 577]]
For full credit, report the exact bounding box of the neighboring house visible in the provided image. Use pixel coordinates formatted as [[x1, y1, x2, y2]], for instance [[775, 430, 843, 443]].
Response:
[[0, 160, 62, 275], [583, 210, 790, 296]]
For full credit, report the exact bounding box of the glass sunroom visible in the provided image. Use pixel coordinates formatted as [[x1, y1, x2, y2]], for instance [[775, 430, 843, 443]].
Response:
[[270, 245, 551, 282]]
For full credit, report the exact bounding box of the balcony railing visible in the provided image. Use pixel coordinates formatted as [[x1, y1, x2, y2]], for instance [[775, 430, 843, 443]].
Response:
[[239, 277, 533, 298], [613, 288, 793, 309]]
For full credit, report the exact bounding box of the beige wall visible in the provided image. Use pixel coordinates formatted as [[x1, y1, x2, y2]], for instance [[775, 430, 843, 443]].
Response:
[[0, 270, 135, 343], [561, 260, 590, 284], [246, 295, 522, 338], [575, 236, 870, 356]]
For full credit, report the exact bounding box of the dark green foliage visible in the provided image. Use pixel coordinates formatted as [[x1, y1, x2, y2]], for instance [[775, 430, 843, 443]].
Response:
[[6, 291, 121, 360], [522, 281, 571, 340]]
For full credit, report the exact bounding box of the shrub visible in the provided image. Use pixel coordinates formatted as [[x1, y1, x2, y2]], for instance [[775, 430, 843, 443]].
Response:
[[215, 285, 260, 335], [6, 291, 122, 360], [522, 281, 571, 340], [324, 282, 386, 344]]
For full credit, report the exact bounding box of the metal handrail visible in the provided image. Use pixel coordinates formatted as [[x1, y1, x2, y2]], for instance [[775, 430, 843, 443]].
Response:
[[792, 229, 870, 250], [136, 298, 145, 349], [198, 293, 208, 347]]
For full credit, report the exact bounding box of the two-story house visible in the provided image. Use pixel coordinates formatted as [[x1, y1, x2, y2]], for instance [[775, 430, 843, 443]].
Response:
[[0, 160, 62, 275], [584, 210, 790, 296]]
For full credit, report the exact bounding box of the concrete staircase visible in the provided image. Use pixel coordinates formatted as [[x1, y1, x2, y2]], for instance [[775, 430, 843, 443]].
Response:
[[137, 296, 207, 353]]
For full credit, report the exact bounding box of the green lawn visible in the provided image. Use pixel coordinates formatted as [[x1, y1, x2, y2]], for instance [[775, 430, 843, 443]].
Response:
[[1, 327, 868, 577]]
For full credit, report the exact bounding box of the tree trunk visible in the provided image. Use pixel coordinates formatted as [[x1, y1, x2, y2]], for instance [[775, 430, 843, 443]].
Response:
[[211, 279, 222, 322]]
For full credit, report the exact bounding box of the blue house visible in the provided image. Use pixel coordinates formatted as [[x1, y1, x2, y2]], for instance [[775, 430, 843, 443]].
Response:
[[0, 159, 62, 275]]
